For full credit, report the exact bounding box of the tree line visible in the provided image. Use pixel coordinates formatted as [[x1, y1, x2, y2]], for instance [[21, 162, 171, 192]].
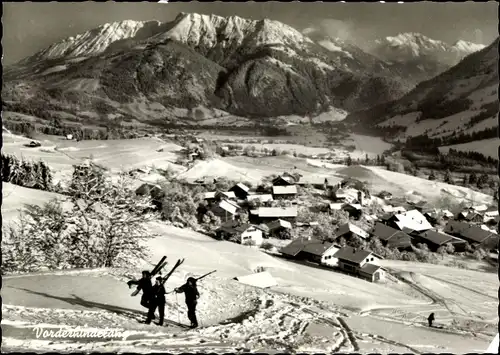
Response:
[[1, 153, 53, 191]]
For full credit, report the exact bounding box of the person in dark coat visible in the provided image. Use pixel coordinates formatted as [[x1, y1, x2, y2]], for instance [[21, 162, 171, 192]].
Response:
[[146, 276, 167, 325], [428, 312, 435, 327], [175, 277, 200, 328], [128, 271, 154, 309]]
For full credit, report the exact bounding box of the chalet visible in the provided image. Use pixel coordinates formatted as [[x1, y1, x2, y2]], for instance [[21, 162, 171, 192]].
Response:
[[382, 205, 407, 214], [266, 219, 292, 236], [333, 188, 360, 203], [336, 223, 370, 241], [203, 191, 217, 203], [358, 263, 386, 283], [272, 185, 298, 199], [216, 222, 263, 246], [280, 238, 341, 266], [246, 194, 274, 203], [341, 203, 363, 219], [371, 222, 412, 250], [333, 246, 384, 282], [387, 210, 433, 233], [484, 206, 499, 222], [423, 210, 440, 226], [378, 191, 393, 200], [444, 221, 498, 250], [249, 207, 298, 223], [441, 210, 454, 220], [229, 183, 251, 200], [413, 229, 467, 252], [456, 209, 483, 223], [193, 177, 218, 186], [328, 203, 344, 212], [272, 174, 296, 186], [211, 199, 239, 222], [296, 176, 337, 190]]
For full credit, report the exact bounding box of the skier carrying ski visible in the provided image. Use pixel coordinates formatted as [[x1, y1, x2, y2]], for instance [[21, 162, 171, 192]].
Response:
[[145, 276, 167, 326], [428, 312, 435, 327], [175, 277, 200, 328], [128, 270, 154, 309]]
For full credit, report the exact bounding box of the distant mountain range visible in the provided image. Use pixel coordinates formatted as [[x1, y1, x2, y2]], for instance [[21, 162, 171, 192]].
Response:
[[345, 37, 498, 151], [2, 13, 490, 128]]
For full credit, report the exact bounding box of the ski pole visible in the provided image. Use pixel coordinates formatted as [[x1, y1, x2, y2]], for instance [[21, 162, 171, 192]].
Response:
[[175, 293, 180, 324]]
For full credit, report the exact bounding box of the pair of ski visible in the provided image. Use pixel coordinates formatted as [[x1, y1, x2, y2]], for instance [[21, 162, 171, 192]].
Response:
[[130, 256, 183, 296]]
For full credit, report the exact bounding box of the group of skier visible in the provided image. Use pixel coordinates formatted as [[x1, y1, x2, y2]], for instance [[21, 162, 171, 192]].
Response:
[[127, 270, 200, 328]]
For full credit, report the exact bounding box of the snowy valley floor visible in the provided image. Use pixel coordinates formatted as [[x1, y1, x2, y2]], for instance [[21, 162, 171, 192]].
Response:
[[2, 223, 496, 353]]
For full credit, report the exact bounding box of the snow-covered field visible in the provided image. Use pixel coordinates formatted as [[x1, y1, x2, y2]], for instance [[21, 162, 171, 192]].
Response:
[[2, 209, 495, 352], [2, 133, 185, 184]]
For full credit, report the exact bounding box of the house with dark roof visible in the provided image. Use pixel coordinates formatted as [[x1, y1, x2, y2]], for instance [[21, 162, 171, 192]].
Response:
[[266, 219, 292, 236], [413, 229, 467, 252], [378, 191, 393, 200], [336, 223, 370, 241], [280, 238, 341, 266], [216, 221, 263, 246], [296, 176, 337, 190], [371, 222, 412, 250], [341, 203, 363, 219], [333, 246, 385, 282], [272, 174, 296, 186], [249, 207, 298, 224], [444, 221, 498, 250], [211, 199, 240, 222], [272, 185, 298, 199], [229, 183, 251, 200]]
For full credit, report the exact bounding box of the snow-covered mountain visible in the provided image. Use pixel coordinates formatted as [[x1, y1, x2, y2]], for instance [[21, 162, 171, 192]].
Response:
[[346, 38, 498, 155], [4, 13, 410, 124], [369, 32, 486, 65]]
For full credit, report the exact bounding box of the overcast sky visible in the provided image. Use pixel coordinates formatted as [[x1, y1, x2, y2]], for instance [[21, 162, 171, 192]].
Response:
[[3, 1, 498, 65]]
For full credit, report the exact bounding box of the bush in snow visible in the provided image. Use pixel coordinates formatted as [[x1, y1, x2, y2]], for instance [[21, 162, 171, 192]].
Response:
[[2, 164, 156, 273]]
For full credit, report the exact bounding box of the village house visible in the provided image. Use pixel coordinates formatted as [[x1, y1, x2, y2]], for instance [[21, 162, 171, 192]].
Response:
[[413, 229, 467, 252], [203, 190, 237, 204], [483, 206, 499, 222], [328, 203, 344, 213], [378, 191, 393, 200], [296, 176, 337, 190], [272, 185, 298, 199], [332, 188, 361, 203], [371, 222, 412, 250], [266, 219, 293, 237], [382, 205, 407, 214], [280, 238, 341, 267], [341, 203, 363, 219], [333, 247, 385, 282], [246, 194, 274, 203], [249, 206, 298, 224], [211, 199, 240, 222], [336, 223, 370, 241], [216, 221, 263, 246], [444, 220, 498, 250], [229, 183, 251, 200], [385, 209, 433, 233], [272, 173, 297, 186]]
